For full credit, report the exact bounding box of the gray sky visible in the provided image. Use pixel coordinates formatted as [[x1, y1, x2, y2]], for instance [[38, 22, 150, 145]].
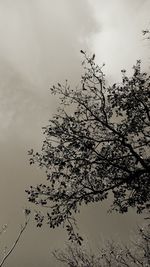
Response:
[[0, 1, 149, 266]]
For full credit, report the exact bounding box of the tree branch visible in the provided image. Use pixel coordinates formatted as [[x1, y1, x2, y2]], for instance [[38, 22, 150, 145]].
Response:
[[0, 219, 29, 267]]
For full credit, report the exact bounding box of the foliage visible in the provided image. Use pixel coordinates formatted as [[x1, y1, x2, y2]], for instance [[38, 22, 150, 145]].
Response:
[[26, 51, 150, 243], [142, 29, 150, 40], [53, 223, 150, 267]]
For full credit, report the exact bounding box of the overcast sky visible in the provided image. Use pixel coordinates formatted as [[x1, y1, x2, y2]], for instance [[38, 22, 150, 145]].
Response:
[[0, 1, 149, 266], [90, 0, 150, 81]]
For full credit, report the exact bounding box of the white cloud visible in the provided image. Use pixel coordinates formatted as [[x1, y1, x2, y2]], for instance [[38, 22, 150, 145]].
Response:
[[88, 0, 150, 82]]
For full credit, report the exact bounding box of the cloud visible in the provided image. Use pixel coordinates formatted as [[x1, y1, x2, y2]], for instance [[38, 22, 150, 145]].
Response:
[[0, 3, 99, 267], [0, 0, 97, 141], [0, 0, 97, 88], [0, 3, 148, 267], [88, 0, 150, 82]]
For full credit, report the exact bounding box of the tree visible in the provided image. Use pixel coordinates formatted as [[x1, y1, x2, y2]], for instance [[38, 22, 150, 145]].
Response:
[[53, 223, 150, 267], [26, 51, 150, 243]]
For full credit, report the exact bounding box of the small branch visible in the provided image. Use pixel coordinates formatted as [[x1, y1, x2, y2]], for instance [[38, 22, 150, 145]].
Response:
[[0, 219, 29, 267]]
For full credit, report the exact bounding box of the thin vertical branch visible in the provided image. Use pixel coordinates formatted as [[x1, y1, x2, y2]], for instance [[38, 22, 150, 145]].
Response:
[[0, 219, 29, 267]]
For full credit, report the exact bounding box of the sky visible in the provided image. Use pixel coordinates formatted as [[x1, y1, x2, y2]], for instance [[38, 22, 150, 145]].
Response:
[[0, 1, 149, 266]]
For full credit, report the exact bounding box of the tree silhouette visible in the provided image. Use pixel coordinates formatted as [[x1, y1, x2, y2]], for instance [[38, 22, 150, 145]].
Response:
[[26, 51, 150, 243], [53, 223, 150, 267]]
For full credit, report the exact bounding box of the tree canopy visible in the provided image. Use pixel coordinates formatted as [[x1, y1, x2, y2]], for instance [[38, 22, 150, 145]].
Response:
[[26, 51, 150, 243]]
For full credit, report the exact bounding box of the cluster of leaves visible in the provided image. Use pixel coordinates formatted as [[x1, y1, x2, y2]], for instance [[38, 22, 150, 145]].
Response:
[[53, 223, 150, 267], [26, 51, 150, 242], [142, 29, 150, 39]]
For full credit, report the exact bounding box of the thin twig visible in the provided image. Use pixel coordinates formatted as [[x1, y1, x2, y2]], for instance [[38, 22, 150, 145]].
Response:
[[0, 219, 29, 267]]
